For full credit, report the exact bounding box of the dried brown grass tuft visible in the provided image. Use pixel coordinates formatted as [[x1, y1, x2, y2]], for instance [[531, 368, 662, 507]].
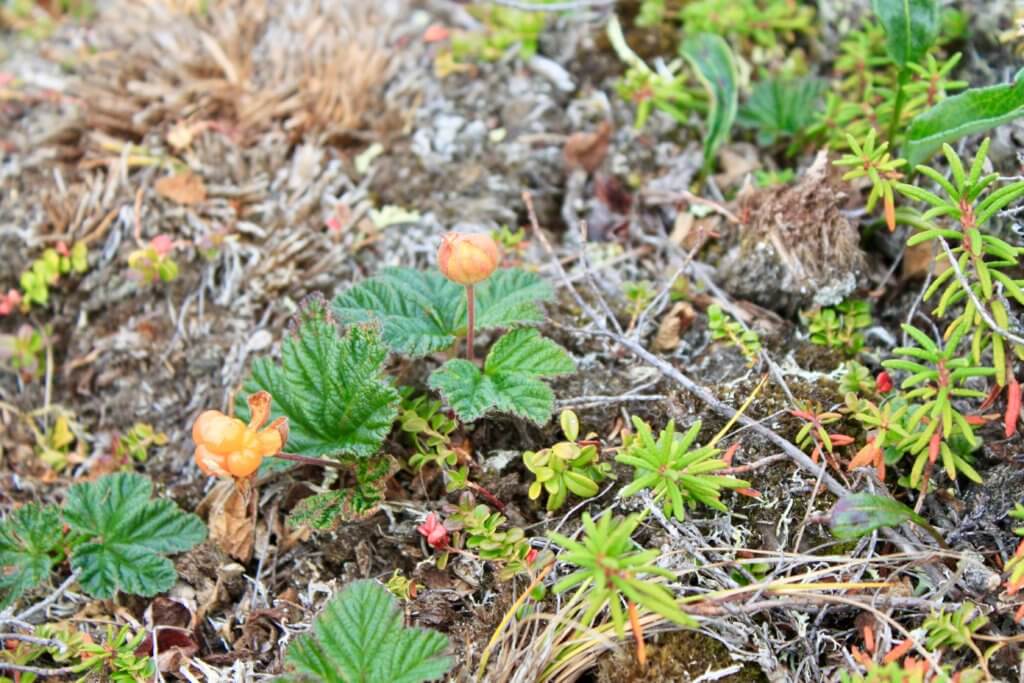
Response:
[[74, 0, 397, 142]]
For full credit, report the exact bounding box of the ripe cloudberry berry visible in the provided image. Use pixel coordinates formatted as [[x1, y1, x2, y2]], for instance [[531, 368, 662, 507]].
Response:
[[192, 391, 288, 478]]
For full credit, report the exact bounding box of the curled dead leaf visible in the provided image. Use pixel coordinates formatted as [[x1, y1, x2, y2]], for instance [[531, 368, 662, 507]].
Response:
[[653, 302, 696, 352], [563, 121, 612, 174], [197, 480, 255, 562]]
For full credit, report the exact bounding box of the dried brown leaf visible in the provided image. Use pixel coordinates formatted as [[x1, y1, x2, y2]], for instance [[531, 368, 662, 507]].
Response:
[[563, 121, 612, 173], [653, 302, 696, 352], [155, 172, 207, 205]]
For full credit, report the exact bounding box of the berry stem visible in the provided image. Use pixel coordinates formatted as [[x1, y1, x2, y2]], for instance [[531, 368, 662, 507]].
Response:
[[275, 452, 345, 469], [466, 284, 476, 362]]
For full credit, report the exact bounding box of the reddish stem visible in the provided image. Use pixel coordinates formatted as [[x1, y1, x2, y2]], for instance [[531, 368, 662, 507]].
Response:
[[275, 452, 345, 469], [468, 481, 506, 513], [466, 284, 476, 362]]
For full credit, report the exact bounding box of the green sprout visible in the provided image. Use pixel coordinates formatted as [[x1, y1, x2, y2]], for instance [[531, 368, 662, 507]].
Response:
[[805, 299, 872, 357], [616, 416, 748, 521], [523, 410, 612, 511], [882, 323, 994, 487], [548, 512, 694, 639], [707, 304, 761, 365]]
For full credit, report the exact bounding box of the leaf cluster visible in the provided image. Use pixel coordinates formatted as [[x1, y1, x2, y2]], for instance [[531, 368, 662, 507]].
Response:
[[805, 299, 872, 357], [707, 304, 761, 365], [616, 417, 748, 521], [882, 323, 992, 486], [524, 410, 612, 511], [548, 512, 694, 638], [446, 494, 540, 580], [19, 242, 88, 308], [895, 140, 1024, 386], [0, 472, 206, 608]]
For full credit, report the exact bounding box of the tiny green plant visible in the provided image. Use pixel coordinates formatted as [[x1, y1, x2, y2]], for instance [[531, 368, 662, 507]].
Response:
[[523, 410, 612, 511], [805, 299, 872, 357], [616, 416, 748, 521], [449, 4, 547, 63], [707, 304, 761, 365], [738, 77, 826, 150], [894, 139, 1024, 389], [548, 512, 694, 640], [446, 493, 541, 580], [841, 361, 876, 396], [0, 324, 46, 381], [0, 622, 155, 683], [882, 323, 993, 488], [400, 390, 459, 472], [114, 421, 168, 464], [18, 241, 88, 308], [127, 234, 178, 285], [0, 472, 206, 608], [791, 402, 855, 470], [280, 579, 453, 683]]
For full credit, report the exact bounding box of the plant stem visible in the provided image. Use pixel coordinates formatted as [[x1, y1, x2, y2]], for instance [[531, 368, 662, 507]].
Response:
[[888, 68, 908, 144], [275, 452, 345, 470], [467, 480, 506, 513], [465, 284, 476, 362]]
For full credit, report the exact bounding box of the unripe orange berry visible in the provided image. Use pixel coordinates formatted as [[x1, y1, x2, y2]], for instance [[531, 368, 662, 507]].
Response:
[[192, 411, 246, 454], [191, 391, 288, 480], [437, 232, 500, 286]]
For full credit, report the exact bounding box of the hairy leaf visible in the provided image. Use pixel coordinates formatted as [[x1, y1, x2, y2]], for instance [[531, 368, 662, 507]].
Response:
[[904, 72, 1024, 166], [63, 473, 207, 599], [0, 503, 64, 608], [332, 268, 552, 357], [429, 328, 575, 424], [829, 493, 927, 540], [283, 579, 452, 683], [238, 299, 400, 458], [680, 33, 738, 173], [872, 0, 938, 67]]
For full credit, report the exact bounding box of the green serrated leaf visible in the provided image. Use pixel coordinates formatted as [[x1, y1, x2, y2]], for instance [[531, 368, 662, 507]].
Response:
[[429, 328, 575, 425], [903, 73, 1024, 167], [238, 301, 400, 459], [331, 268, 552, 357], [282, 579, 452, 683], [63, 473, 206, 599], [0, 503, 64, 608], [871, 0, 938, 67], [680, 33, 738, 174]]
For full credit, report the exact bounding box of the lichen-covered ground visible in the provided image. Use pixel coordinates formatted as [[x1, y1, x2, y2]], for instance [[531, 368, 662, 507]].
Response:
[[2, 0, 1024, 681]]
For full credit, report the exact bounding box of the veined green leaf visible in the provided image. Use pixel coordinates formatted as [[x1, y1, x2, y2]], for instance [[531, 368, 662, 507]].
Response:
[[63, 473, 207, 599], [283, 580, 452, 683], [332, 268, 553, 357], [238, 298, 400, 458], [829, 493, 929, 540], [429, 328, 575, 424], [903, 73, 1024, 167], [0, 503, 64, 608], [871, 0, 938, 67]]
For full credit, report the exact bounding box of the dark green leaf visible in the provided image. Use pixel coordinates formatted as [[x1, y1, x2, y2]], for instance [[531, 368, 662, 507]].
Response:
[[829, 493, 927, 540], [904, 72, 1024, 167], [0, 503, 64, 608], [429, 328, 575, 424], [238, 298, 400, 458], [680, 33, 738, 173], [63, 473, 207, 599], [283, 579, 452, 683], [331, 268, 552, 357], [871, 0, 938, 67]]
